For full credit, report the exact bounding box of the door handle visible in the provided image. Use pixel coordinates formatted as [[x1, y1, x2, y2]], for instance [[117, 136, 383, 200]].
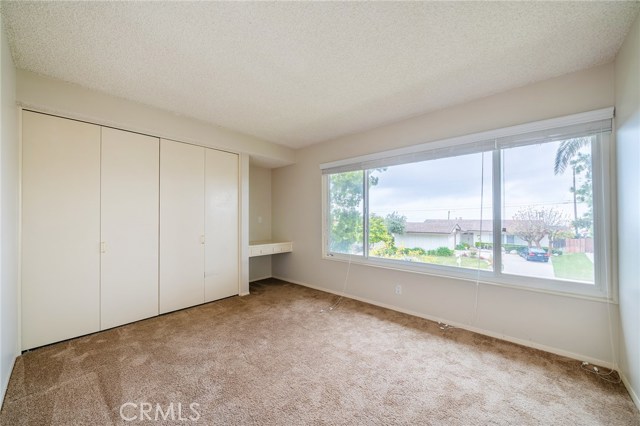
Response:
[[100, 242, 107, 253]]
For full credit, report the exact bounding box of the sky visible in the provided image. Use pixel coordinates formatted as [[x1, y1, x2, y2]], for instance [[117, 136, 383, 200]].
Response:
[[368, 140, 591, 224]]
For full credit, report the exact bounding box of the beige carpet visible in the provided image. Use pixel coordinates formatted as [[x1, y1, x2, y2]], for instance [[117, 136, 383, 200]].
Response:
[[1, 278, 638, 425]]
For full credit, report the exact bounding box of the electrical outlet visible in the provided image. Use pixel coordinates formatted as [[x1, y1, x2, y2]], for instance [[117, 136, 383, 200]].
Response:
[[395, 284, 402, 295]]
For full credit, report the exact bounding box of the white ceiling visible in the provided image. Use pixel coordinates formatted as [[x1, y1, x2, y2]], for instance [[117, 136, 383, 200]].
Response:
[[2, 2, 638, 149]]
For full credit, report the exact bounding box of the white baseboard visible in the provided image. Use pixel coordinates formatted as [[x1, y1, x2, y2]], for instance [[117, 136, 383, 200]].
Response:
[[249, 275, 273, 283], [621, 372, 640, 410], [273, 275, 616, 370]]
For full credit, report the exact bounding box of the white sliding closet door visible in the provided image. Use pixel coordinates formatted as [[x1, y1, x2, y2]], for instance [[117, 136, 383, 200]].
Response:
[[205, 149, 239, 302], [159, 139, 205, 314], [101, 128, 159, 329], [22, 111, 101, 350]]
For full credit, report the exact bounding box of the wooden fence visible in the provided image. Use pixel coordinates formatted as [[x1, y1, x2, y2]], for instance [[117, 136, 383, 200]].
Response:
[[563, 238, 594, 253]]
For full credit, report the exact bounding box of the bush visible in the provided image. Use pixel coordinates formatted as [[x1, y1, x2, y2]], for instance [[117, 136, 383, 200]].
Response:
[[455, 243, 470, 250], [398, 247, 427, 256], [427, 246, 454, 257], [371, 244, 397, 257], [503, 244, 527, 252], [475, 242, 492, 250]]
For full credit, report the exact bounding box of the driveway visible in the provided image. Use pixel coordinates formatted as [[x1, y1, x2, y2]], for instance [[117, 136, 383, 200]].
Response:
[[501, 252, 555, 278]]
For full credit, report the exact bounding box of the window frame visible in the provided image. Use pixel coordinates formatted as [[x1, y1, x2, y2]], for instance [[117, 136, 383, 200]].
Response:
[[321, 108, 615, 301]]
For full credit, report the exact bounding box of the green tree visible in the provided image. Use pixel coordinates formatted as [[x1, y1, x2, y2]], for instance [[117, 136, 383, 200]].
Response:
[[385, 211, 407, 235], [329, 171, 364, 253], [369, 214, 394, 247], [328, 170, 385, 253], [554, 137, 592, 174], [569, 152, 593, 237], [554, 137, 593, 237]]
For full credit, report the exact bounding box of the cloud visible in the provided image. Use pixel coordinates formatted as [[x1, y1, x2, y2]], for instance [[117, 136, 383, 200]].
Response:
[[368, 140, 590, 223]]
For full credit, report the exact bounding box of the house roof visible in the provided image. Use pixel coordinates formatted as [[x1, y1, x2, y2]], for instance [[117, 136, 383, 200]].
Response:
[[404, 220, 461, 234], [403, 219, 564, 235], [457, 220, 524, 234]]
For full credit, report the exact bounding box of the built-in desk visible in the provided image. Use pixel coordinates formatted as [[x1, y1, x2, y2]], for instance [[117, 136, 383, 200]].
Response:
[[249, 241, 293, 257]]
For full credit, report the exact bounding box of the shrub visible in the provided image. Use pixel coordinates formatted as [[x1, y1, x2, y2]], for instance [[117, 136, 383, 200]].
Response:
[[371, 244, 397, 257], [427, 246, 454, 257], [400, 247, 426, 256], [455, 243, 470, 250], [475, 242, 492, 249], [503, 244, 527, 252]]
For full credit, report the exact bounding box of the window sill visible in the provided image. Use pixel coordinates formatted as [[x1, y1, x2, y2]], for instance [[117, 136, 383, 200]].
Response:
[[323, 252, 616, 303]]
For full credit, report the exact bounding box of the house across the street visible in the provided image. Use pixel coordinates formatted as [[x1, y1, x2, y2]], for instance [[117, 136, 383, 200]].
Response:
[[394, 219, 551, 251]]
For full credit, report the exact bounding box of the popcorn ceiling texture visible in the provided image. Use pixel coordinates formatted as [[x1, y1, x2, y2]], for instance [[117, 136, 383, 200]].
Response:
[[1, 2, 638, 148]]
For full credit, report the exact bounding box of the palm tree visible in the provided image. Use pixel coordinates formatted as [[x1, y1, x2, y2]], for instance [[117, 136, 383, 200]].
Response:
[[554, 136, 593, 237], [553, 137, 592, 174]]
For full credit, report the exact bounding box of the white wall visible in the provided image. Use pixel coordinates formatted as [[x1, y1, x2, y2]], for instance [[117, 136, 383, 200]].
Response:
[[16, 70, 294, 169], [0, 19, 19, 405], [249, 164, 272, 281], [272, 63, 619, 365], [394, 233, 452, 251], [615, 14, 640, 408]]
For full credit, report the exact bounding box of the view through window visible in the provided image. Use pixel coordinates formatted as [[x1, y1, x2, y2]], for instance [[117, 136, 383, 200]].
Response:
[[325, 124, 606, 289], [501, 137, 595, 283], [367, 153, 493, 271]]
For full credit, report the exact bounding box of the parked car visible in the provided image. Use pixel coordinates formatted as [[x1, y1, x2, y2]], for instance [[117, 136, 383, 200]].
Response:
[[518, 247, 550, 262]]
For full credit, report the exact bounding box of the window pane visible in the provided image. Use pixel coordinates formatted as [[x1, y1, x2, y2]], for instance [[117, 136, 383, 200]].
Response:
[[328, 171, 364, 255], [501, 137, 595, 283], [368, 153, 493, 271]]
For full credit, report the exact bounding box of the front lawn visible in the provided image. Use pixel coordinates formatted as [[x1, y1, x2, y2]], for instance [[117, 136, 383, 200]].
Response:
[[372, 253, 492, 270], [551, 253, 594, 282], [424, 255, 492, 270]]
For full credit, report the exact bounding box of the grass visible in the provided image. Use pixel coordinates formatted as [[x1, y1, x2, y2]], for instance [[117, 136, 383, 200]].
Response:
[[372, 253, 492, 270], [424, 255, 492, 270], [551, 253, 594, 282]]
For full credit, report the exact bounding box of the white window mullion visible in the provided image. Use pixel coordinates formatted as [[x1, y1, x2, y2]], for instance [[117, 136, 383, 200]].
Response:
[[492, 148, 502, 278], [591, 132, 614, 300], [363, 170, 370, 259]]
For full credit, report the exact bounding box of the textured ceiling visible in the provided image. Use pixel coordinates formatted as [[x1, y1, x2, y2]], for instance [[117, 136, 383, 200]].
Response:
[[2, 2, 639, 149]]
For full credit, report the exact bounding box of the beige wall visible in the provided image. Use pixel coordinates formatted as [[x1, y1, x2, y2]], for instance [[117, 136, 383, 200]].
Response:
[[272, 63, 619, 365], [249, 165, 272, 281], [0, 20, 19, 405], [615, 14, 640, 408], [16, 70, 294, 169]]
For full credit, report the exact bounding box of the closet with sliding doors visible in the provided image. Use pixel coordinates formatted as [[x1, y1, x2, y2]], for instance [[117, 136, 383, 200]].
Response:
[[21, 111, 239, 350]]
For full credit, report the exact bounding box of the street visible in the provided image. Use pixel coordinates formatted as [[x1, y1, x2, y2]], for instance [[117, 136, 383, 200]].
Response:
[[501, 252, 555, 278]]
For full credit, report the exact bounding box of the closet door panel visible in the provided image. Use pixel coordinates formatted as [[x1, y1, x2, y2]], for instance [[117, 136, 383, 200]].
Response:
[[101, 128, 159, 329], [21, 111, 101, 349], [205, 149, 239, 302], [159, 139, 205, 314]]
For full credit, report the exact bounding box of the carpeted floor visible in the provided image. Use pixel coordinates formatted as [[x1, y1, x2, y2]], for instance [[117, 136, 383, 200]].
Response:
[[1, 278, 638, 425]]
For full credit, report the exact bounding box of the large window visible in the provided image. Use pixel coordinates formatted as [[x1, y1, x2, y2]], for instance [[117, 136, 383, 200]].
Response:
[[367, 153, 493, 272], [501, 137, 595, 283], [322, 110, 613, 298], [328, 171, 364, 254]]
